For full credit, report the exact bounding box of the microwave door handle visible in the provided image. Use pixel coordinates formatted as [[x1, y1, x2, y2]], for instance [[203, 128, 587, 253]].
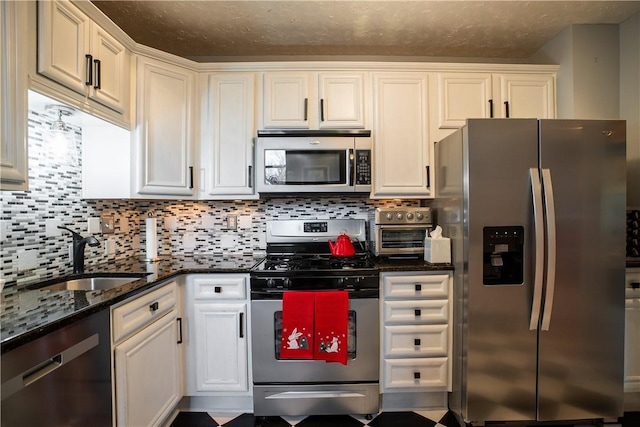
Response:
[[349, 149, 354, 187]]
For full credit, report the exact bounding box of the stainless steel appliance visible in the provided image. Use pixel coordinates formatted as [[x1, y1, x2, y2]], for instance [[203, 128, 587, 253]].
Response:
[[372, 207, 433, 257], [255, 130, 372, 193], [250, 219, 380, 417], [1, 309, 112, 426], [434, 119, 626, 425]]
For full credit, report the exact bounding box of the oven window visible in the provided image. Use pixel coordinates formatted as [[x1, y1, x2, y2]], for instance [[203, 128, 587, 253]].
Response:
[[380, 228, 427, 249], [273, 311, 356, 360], [264, 150, 346, 185]]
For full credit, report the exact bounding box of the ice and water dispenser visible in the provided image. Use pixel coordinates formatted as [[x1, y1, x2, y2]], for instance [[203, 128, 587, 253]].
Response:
[[483, 226, 524, 285]]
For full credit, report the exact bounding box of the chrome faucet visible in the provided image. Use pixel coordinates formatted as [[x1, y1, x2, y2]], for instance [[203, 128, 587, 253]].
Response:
[[58, 226, 100, 274]]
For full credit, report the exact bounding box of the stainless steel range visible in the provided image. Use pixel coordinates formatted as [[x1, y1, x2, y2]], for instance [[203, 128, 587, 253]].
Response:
[[250, 219, 380, 417]]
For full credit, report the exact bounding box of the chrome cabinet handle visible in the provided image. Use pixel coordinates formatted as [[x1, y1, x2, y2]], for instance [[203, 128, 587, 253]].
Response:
[[529, 168, 544, 330], [541, 168, 557, 331]]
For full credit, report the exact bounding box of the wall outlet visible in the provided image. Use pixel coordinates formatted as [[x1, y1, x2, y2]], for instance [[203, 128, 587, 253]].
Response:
[[45, 219, 63, 237], [104, 238, 116, 256], [88, 217, 101, 233], [17, 249, 38, 271], [226, 215, 238, 230], [101, 215, 115, 234]]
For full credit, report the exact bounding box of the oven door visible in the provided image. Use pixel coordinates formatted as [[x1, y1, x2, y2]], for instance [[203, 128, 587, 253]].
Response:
[[375, 225, 429, 256], [256, 137, 361, 193], [251, 295, 379, 384]]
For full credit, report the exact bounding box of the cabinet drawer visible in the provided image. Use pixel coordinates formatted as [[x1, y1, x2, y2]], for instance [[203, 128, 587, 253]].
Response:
[[191, 275, 246, 300], [112, 282, 177, 343], [383, 300, 448, 324], [383, 357, 448, 390], [384, 324, 447, 358], [383, 274, 449, 299]]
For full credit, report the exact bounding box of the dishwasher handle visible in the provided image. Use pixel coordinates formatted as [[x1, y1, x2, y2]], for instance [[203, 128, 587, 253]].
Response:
[[1, 334, 99, 400]]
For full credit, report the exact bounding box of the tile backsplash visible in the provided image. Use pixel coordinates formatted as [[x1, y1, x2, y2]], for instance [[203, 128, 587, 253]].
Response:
[[0, 107, 417, 288]]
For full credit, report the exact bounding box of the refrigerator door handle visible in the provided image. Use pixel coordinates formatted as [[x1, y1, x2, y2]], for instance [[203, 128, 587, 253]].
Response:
[[529, 168, 545, 330], [540, 168, 557, 331]]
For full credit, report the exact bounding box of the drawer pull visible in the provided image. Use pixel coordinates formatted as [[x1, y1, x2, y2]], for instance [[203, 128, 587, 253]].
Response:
[[414, 338, 421, 346], [149, 302, 159, 312], [177, 317, 183, 344], [214, 286, 222, 293], [414, 372, 421, 380], [631, 282, 640, 290], [414, 309, 421, 317], [415, 284, 422, 292]]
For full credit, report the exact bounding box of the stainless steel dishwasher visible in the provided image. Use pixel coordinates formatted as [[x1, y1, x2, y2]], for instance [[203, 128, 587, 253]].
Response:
[[1, 309, 112, 426]]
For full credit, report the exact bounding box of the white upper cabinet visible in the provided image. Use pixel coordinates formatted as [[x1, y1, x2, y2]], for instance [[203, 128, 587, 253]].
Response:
[[262, 71, 365, 129], [38, 0, 129, 114], [435, 72, 555, 127], [372, 72, 432, 198], [200, 73, 257, 199], [492, 73, 556, 119], [1, 1, 29, 191], [263, 72, 311, 129], [318, 72, 365, 128], [435, 73, 493, 129], [133, 55, 196, 198]]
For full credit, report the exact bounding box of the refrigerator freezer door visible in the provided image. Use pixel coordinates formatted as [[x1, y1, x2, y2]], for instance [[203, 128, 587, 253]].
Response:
[[537, 120, 626, 421], [464, 119, 540, 422]]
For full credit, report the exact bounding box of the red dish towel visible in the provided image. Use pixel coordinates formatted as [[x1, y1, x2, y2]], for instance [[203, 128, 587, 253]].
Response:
[[280, 292, 315, 359], [314, 291, 349, 365]]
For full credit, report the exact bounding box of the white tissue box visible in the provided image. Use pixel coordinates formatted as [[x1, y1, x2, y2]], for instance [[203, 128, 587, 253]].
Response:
[[424, 237, 451, 263]]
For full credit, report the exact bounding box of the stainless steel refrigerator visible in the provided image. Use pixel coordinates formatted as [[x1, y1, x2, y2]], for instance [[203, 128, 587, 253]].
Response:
[[434, 119, 626, 425]]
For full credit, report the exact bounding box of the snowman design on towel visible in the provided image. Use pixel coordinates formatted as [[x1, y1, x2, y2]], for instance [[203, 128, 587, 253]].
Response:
[[286, 328, 309, 349], [318, 333, 343, 353]]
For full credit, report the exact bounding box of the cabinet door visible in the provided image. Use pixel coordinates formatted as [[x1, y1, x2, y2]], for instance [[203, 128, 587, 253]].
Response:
[[1, 1, 28, 191], [318, 73, 365, 128], [89, 24, 128, 113], [114, 311, 181, 427], [192, 302, 248, 392], [135, 56, 195, 197], [38, 0, 89, 94], [202, 73, 256, 198], [493, 73, 556, 119], [372, 73, 432, 198], [626, 298, 640, 392], [263, 72, 312, 128], [436, 72, 492, 128]]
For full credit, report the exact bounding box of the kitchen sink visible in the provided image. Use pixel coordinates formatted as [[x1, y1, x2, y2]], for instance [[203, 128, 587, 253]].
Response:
[[34, 273, 150, 292]]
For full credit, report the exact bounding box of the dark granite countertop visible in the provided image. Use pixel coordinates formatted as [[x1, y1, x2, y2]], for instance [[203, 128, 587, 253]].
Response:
[[372, 256, 454, 272], [0, 254, 263, 354]]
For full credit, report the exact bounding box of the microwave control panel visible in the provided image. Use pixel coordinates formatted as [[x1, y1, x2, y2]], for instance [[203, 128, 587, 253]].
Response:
[[355, 150, 371, 185]]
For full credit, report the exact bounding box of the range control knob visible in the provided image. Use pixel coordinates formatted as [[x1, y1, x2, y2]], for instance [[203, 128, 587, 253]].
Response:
[[396, 213, 403, 220], [407, 213, 414, 220], [283, 278, 291, 288], [385, 213, 393, 220], [266, 278, 276, 288], [416, 212, 424, 220]]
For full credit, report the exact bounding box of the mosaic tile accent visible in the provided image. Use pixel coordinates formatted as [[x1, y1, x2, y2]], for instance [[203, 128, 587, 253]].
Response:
[[0, 108, 422, 289]]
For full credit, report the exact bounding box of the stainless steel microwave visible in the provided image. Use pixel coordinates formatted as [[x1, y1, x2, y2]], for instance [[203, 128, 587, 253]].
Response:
[[255, 130, 372, 194]]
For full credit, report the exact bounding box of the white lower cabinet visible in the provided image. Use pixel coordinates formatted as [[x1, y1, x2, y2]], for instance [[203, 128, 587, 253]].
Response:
[[381, 272, 452, 395], [184, 274, 251, 395], [112, 281, 182, 427]]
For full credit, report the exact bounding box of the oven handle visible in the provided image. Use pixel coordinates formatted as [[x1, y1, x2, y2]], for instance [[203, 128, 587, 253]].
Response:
[[251, 289, 379, 300]]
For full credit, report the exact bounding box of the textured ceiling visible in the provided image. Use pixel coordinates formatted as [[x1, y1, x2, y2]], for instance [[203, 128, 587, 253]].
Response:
[[91, 1, 640, 61]]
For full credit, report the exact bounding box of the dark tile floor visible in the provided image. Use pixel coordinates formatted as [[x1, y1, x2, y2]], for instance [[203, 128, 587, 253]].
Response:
[[169, 411, 640, 427], [170, 410, 454, 427]]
